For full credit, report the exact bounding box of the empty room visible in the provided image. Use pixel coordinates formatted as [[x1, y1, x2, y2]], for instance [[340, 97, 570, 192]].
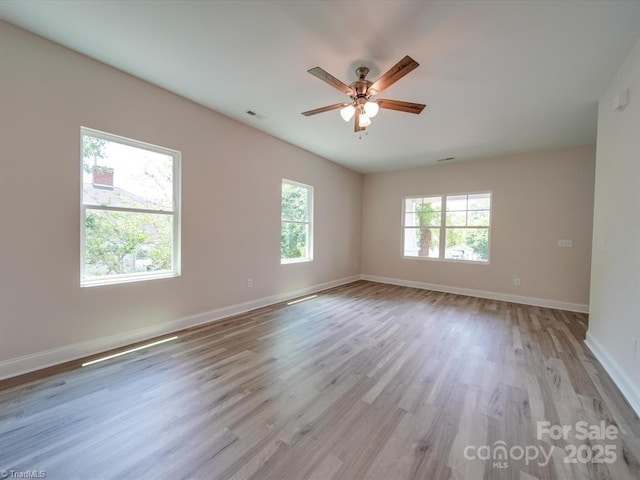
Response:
[[1, 1, 640, 479]]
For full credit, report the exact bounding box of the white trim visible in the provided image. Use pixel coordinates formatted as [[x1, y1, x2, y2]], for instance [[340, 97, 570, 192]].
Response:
[[280, 257, 313, 265], [0, 275, 360, 381], [584, 332, 640, 417], [81, 271, 179, 288], [360, 274, 589, 313], [81, 126, 181, 157], [402, 255, 491, 266]]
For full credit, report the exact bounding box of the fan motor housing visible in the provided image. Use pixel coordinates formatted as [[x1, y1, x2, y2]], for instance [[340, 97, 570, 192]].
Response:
[[350, 66, 373, 98]]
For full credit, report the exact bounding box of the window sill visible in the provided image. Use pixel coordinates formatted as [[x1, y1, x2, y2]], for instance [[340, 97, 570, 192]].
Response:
[[402, 256, 490, 266], [81, 271, 180, 288], [281, 257, 313, 265]]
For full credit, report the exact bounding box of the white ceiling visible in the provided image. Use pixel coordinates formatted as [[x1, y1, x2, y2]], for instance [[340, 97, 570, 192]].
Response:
[[2, 1, 640, 173]]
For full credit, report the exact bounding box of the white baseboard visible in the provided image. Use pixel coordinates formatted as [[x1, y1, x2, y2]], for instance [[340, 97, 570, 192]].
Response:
[[0, 275, 360, 381], [360, 274, 589, 313], [584, 332, 640, 417]]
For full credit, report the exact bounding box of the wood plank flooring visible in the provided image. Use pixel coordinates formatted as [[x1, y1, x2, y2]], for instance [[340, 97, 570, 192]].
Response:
[[1, 280, 639, 479]]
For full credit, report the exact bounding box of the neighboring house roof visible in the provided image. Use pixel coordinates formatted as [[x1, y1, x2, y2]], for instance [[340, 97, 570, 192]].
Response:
[[83, 183, 166, 237], [83, 183, 162, 210]]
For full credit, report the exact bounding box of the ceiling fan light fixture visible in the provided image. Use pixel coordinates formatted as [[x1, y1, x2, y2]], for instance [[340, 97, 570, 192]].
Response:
[[302, 55, 425, 132], [364, 101, 379, 118], [340, 104, 355, 122]]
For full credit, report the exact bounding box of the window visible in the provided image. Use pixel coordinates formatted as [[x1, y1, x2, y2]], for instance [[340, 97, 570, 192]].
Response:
[[281, 179, 313, 263], [81, 128, 180, 286], [403, 192, 491, 262]]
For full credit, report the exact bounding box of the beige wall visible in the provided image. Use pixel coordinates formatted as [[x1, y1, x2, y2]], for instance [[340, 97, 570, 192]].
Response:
[[587, 35, 640, 413], [0, 18, 609, 382], [0, 21, 362, 375], [361, 146, 595, 307]]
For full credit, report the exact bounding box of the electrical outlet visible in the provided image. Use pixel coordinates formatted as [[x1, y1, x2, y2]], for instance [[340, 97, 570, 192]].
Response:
[[247, 278, 253, 288], [631, 338, 637, 359], [513, 278, 521, 287], [558, 239, 573, 248]]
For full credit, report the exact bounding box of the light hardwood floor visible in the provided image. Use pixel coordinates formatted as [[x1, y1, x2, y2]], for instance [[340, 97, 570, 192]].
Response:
[[1, 281, 639, 479]]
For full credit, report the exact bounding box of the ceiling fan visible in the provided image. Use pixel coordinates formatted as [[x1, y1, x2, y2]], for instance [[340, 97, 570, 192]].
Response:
[[302, 55, 426, 132]]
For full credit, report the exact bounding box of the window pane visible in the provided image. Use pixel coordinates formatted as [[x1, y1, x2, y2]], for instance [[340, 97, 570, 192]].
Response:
[[445, 228, 489, 262], [468, 210, 490, 226], [414, 200, 441, 226], [446, 211, 466, 226], [405, 197, 421, 213], [82, 135, 174, 211], [421, 196, 442, 211], [281, 222, 308, 259], [404, 212, 419, 227], [84, 210, 173, 277], [404, 227, 440, 258], [282, 183, 308, 222], [446, 194, 467, 212], [468, 193, 491, 210]]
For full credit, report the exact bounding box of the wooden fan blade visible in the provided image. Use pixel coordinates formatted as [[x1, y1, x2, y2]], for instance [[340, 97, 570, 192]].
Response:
[[370, 56, 419, 95], [308, 67, 354, 96], [302, 103, 348, 116], [378, 99, 426, 114]]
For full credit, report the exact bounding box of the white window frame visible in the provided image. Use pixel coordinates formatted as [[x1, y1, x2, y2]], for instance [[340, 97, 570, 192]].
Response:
[[80, 127, 181, 287], [281, 179, 314, 264], [402, 191, 491, 264]]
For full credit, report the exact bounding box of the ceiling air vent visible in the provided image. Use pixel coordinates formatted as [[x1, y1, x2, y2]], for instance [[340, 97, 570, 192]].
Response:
[[246, 110, 267, 119]]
